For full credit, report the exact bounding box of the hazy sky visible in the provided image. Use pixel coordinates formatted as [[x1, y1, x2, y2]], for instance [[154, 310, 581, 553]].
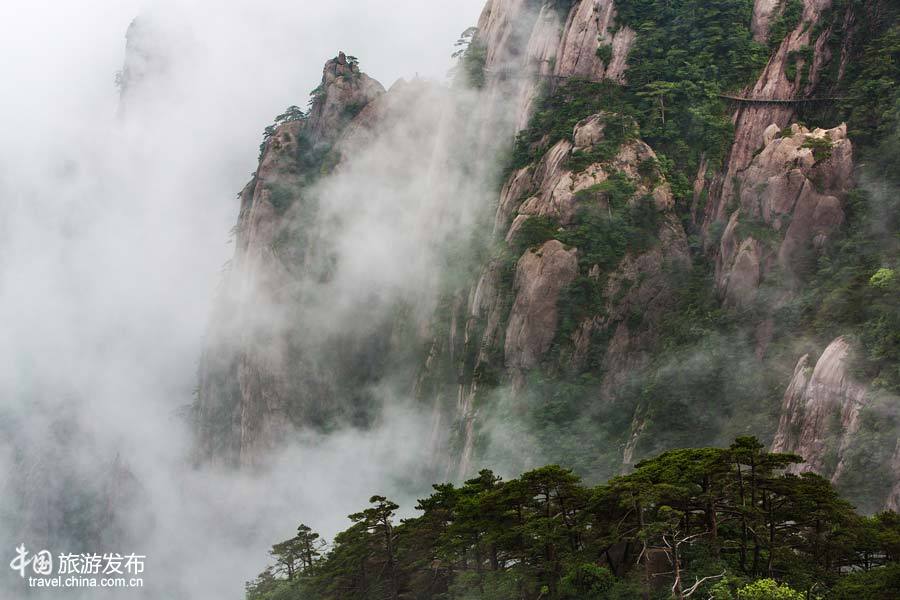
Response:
[[0, 0, 487, 168], [0, 2, 491, 598]]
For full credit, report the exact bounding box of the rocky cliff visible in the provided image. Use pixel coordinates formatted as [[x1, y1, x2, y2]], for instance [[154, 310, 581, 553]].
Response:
[[772, 336, 867, 478], [195, 0, 899, 509], [196, 53, 387, 467], [417, 106, 692, 477], [476, 0, 634, 128], [715, 122, 854, 361], [427, 0, 896, 501], [697, 0, 859, 231]]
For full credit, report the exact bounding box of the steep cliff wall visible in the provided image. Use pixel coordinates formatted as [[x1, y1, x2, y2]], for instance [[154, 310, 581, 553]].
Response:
[[437, 0, 896, 499], [770, 336, 900, 512], [428, 108, 691, 477], [196, 54, 386, 467], [716, 123, 852, 315], [475, 0, 634, 128], [698, 0, 858, 231], [772, 337, 867, 476], [194, 0, 897, 509]]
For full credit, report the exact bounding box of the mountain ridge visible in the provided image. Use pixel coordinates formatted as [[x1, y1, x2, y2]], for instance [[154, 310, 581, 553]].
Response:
[[194, 0, 899, 514]]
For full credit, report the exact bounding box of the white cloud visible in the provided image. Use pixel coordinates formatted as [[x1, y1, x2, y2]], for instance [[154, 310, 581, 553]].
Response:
[[0, 1, 490, 598]]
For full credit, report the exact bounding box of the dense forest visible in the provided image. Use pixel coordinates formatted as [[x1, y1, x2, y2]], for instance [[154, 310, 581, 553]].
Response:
[[245, 439, 899, 599]]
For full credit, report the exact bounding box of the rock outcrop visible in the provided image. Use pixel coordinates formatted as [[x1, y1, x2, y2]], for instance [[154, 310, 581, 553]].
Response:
[[192, 0, 893, 506], [475, 0, 635, 128], [444, 111, 690, 476], [505, 239, 579, 373], [306, 54, 385, 143], [716, 123, 853, 308], [699, 0, 857, 230], [772, 337, 867, 478], [116, 17, 174, 113], [195, 54, 386, 468]]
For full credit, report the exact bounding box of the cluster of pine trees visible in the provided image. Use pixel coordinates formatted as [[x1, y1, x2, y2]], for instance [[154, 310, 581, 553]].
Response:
[[245, 438, 899, 599]]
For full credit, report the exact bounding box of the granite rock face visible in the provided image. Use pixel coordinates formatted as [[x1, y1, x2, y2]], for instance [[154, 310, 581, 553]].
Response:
[[772, 337, 900, 509], [699, 0, 854, 231], [192, 1, 895, 511], [195, 54, 386, 468], [716, 123, 853, 308], [772, 337, 868, 479], [505, 239, 579, 373], [447, 110, 690, 476], [475, 0, 635, 128]]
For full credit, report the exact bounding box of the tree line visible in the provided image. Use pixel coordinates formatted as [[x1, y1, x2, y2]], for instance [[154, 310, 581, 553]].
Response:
[[246, 438, 900, 599]]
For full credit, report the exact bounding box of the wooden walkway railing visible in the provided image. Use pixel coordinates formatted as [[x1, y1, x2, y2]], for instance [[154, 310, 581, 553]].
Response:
[[484, 68, 845, 107], [718, 94, 845, 105]]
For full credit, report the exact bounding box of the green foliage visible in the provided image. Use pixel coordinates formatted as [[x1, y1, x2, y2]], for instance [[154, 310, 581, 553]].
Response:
[[275, 105, 305, 123], [246, 441, 899, 600], [775, 15, 900, 400], [830, 561, 900, 599], [801, 135, 834, 162], [773, 21, 900, 407], [767, 0, 804, 49], [265, 183, 296, 215], [453, 27, 486, 89], [736, 578, 804, 600], [614, 0, 769, 179], [495, 370, 630, 480], [498, 0, 766, 225], [559, 563, 615, 598], [568, 114, 639, 173], [595, 42, 613, 64], [509, 80, 631, 172], [637, 156, 660, 183], [841, 21, 900, 151], [508, 215, 558, 254], [556, 186, 659, 272], [869, 267, 895, 288], [795, 186, 900, 393], [259, 105, 308, 159], [734, 215, 783, 245], [785, 46, 814, 85], [832, 392, 900, 513]]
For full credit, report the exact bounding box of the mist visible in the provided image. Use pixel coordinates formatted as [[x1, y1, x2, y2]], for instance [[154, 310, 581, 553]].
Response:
[[0, 1, 492, 598]]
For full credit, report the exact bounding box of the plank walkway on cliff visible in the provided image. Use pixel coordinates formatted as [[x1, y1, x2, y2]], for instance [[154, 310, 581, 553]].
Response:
[[718, 94, 844, 105], [485, 68, 846, 106]]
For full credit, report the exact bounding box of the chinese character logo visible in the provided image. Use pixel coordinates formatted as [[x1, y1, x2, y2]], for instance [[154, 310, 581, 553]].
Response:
[[9, 544, 31, 578], [32, 550, 53, 575], [9, 544, 53, 578]]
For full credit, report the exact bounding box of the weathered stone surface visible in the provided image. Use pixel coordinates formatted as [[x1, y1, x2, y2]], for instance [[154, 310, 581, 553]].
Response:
[[509, 114, 669, 227], [700, 0, 848, 231], [556, 0, 633, 83], [196, 55, 386, 468], [495, 112, 689, 400], [751, 0, 784, 42], [572, 114, 607, 149], [584, 214, 690, 400], [306, 52, 385, 144], [505, 240, 579, 371], [721, 231, 762, 307], [476, 0, 635, 129], [716, 123, 852, 307], [444, 105, 692, 473], [772, 337, 868, 478]]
